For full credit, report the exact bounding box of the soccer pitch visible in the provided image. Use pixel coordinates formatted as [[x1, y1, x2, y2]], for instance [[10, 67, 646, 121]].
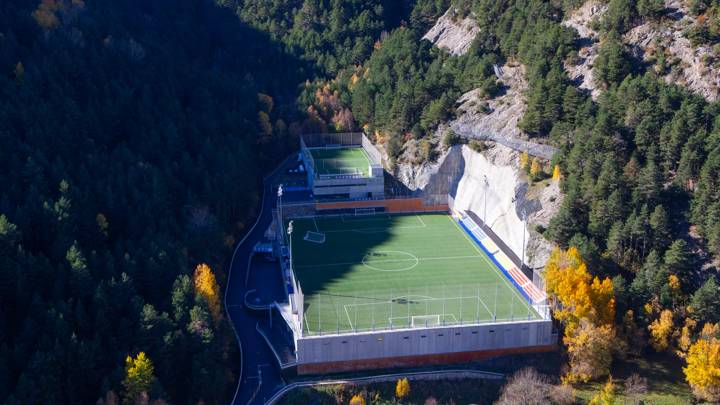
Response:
[[290, 213, 540, 335], [309, 147, 371, 177]]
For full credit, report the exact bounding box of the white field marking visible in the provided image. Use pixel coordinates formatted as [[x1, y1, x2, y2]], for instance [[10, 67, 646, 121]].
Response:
[[344, 304, 354, 332], [294, 254, 483, 269], [415, 214, 426, 227], [304, 313, 312, 335], [477, 295, 494, 319], [345, 294, 492, 309], [448, 216, 532, 313], [312, 217, 320, 232], [340, 213, 390, 223], [389, 314, 459, 325], [361, 251, 419, 272]]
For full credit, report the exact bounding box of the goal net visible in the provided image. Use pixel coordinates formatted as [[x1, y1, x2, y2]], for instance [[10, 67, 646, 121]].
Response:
[[411, 315, 441, 328], [303, 231, 326, 244], [354, 207, 376, 216]]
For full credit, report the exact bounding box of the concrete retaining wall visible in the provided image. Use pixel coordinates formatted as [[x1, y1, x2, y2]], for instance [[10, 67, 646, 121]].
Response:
[[296, 318, 553, 373]]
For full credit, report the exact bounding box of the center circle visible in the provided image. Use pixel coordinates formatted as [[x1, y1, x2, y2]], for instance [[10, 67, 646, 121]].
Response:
[[362, 250, 419, 272]]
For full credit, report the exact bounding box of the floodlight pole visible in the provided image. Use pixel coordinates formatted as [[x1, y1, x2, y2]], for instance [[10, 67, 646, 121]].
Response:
[[483, 175, 489, 225], [521, 212, 526, 273], [277, 184, 284, 242], [287, 220, 294, 286]]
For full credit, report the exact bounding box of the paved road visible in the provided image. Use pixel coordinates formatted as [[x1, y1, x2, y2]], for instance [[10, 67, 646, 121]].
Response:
[[225, 181, 284, 404]]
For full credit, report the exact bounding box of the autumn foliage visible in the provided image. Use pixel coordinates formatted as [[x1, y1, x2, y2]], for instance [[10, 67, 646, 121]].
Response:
[[122, 352, 155, 404], [545, 247, 617, 382], [193, 263, 222, 323], [684, 323, 720, 402], [545, 247, 615, 333], [395, 378, 410, 400]]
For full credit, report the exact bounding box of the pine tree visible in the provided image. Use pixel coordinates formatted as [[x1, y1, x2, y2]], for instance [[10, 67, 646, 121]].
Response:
[[690, 278, 720, 323]]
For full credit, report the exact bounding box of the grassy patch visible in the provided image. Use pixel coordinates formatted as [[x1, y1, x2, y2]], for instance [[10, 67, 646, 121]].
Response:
[[574, 353, 694, 404], [279, 378, 503, 404], [290, 213, 538, 335]]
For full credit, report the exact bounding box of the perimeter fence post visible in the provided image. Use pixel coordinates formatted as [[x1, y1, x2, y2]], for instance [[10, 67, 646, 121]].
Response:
[[476, 285, 480, 323], [390, 288, 393, 330], [371, 291, 375, 331], [510, 294, 514, 321], [354, 295, 358, 332], [406, 287, 410, 327], [459, 284, 463, 325], [493, 284, 498, 321], [442, 284, 446, 326]]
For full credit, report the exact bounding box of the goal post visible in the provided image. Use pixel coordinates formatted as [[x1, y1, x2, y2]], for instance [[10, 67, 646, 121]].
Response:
[[411, 315, 441, 328], [303, 231, 326, 244], [354, 207, 376, 216]]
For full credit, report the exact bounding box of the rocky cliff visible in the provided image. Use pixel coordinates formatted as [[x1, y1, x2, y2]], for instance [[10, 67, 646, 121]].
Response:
[[389, 143, 561, 271], [563, 0, 720, 102], [422, 8, 479, 56]]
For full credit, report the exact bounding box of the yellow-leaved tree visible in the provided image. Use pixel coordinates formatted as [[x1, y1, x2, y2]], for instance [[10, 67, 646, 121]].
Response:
[[520, 151, 530, 170], [349, 393, 365, 405], [194, 263, 222, 323], [545, 247, 617, 382], [552, 164, 561, 181], [684, 323, 720, 402], [122, 352, 155, 404], [648, 309, 674, 352], [589, 376, 616, 405], [564, 320, 616, 383], [545, 247, 615, 334], [530, 157, 542, 178], [395, 377, 410, 400]]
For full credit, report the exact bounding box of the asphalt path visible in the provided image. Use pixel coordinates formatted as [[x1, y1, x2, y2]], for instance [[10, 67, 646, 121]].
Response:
[[225, 180, 284, 404]]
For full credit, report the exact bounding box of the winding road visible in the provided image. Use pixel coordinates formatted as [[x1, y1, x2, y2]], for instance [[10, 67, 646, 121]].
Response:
[[224, 180, 284, 404]]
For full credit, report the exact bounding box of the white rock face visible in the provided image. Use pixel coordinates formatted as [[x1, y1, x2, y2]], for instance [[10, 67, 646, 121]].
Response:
[[624, 1, 720, 102], [390, 143, 561, 270], [452, 63, 528, 142], [563, 0, 720, 102], [423, 8, 480, 56], [561, 0, 607, 100], [453, 145, 560, 270]]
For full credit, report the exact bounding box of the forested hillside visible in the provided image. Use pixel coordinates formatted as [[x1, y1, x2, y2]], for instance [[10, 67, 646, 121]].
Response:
[[241, 0, 720, 401], [4, 0, 720, 403], [0, 0, 303, 403]]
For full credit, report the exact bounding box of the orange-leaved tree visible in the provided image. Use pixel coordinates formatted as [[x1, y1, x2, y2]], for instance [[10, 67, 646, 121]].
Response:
[[545, 247, 615, 334], [193, 263, 222, 323], [545, 247, 617, 382]]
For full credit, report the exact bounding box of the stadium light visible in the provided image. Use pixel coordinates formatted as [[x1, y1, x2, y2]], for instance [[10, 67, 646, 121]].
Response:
[[287, 220, 293, 235], [277, 183, 283, 197]]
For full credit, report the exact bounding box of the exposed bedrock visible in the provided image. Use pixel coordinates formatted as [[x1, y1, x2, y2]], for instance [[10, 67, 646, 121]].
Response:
[[391, 143, 561, 270]]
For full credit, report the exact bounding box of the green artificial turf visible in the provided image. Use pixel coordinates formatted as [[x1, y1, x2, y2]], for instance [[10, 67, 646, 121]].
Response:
[[289, 213, 540, 335], [309, 147, 371, 177]]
